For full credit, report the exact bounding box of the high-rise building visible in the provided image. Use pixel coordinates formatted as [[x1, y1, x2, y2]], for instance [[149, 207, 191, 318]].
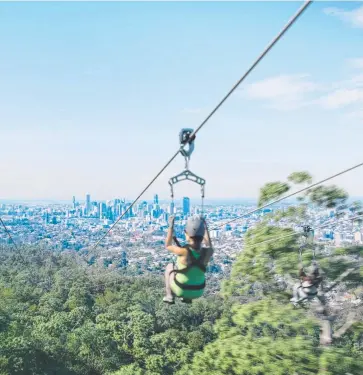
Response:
[[107, 206, 114, 221], [210, 229, 220, 239], [183, 197, 190, 216], [126, 203, 133, 218], [72, 196, 76, 209], [99, 202, 106, 219], [152, 206, 160, 218], [154, 194, 159, 205], [86, 194, 91, 215], [169, 202, 175, 215]]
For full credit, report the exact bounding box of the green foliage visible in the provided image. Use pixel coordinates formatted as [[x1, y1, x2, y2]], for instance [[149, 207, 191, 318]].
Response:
[[219, 170, 363, 374], [350, 201, 363, 213], [305, 185, 348, 209], [222, 223, 299, 299], [178, 299, 320, 375], [0, 169, 361, 375], [258, 182, 290, 207], [318, 347, 363, 375], [0, 248, 222, 375], [288, 171, 313, 185]]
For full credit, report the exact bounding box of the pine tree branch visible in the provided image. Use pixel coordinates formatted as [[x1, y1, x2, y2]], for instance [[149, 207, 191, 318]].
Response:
[[332, 311, 358, 339], [323, 267, 357, 294]]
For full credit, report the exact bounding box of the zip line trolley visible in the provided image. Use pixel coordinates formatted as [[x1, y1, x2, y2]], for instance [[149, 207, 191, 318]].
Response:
[[168, 128, 206, 216]]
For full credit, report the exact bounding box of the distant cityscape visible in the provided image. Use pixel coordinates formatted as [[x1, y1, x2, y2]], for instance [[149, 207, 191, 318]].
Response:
[[0, 194, 362, 275], [67, 194, 197, 223]]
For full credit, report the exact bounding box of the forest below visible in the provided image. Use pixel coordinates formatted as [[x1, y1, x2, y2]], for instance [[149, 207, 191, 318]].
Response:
[[1, 171, 363, 375]]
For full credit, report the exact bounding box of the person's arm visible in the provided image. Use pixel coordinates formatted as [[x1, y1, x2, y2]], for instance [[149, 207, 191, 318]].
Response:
[[202, 218, 212, 248], [202, 218, 214, 265], [165, 216, 187, 256], [299, 265, 306, 278]]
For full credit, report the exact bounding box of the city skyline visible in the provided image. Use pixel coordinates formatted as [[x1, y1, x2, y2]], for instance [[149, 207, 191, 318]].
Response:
[[1, 2, 363, 200], [1, 191, 362, 253], [1, 195, 363, 205]]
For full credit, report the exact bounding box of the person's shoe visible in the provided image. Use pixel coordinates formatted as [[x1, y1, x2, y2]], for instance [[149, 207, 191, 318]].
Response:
[[181, 298, 192, 304], [163, 296, 175, 304]]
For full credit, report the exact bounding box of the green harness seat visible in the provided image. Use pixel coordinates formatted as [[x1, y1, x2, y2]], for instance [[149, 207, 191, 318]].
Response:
[[170, 246, 206, 300]]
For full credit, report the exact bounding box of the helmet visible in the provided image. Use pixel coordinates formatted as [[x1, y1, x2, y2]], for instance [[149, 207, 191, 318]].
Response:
[[185, 215, 205, 238]]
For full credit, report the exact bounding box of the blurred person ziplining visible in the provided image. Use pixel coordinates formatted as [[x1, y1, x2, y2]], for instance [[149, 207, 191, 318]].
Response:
[[291, 261, 323, 305]]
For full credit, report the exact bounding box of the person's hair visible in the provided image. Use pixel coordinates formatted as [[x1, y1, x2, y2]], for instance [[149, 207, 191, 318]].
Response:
[[187, 235, 203, 249]]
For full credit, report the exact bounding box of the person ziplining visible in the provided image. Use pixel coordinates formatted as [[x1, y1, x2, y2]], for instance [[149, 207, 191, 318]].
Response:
[[162, 129, 214, 304], [291, 225, 323, 306], [163, 215, 214, 304]]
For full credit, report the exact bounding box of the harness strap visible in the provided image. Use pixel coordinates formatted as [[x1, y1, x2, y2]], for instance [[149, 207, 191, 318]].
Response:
[[173, 277, 206, 290], [299, 278, 321, 288], [179, 246, 207, 273], [173, 236, 182, 247], [170, 246, 207, 290], [298, 285, 318, 296]]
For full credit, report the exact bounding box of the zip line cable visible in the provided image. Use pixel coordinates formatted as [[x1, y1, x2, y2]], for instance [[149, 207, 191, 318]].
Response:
[[90, 0, 313, 252], [0, 216, 19, 252], [91, 213, 363, 291], [213, 161, 363, 230], [246, 213, 363, 248], [185, 0, 313, 143], [0, 215, 26, 264]]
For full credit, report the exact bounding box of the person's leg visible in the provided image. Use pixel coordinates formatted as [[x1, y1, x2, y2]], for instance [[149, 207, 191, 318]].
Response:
[[298, 287, 308, 302], [291, 283, 300, 302], [163, 263, 176, 303]]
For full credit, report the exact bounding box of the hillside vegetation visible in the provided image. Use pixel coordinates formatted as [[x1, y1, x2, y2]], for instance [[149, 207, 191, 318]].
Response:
[[1, 171, 362, 375]]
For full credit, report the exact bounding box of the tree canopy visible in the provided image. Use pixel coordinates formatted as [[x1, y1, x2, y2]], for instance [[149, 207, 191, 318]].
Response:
[[1, 170, 362, 374]]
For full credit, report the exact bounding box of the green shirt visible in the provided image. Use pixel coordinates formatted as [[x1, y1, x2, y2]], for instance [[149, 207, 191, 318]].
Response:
[[170, 247, 207, 299]]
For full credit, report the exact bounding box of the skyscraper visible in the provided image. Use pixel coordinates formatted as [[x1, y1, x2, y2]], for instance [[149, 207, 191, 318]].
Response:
[[153, 193, 160, 218], [183, 197, 190, 216], [72, 196, 76, 209], [99, 202, 106, 219], [86, 194, 91, 215]]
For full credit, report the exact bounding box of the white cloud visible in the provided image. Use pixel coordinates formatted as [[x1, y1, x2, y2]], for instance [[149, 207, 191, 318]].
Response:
[[324, 6, 363, 28], [331, 74, 363, 93], [347, 58, 363, 70], [345, 110, 363, 120], [244, 74, 318, 99], [319, 88, 363, 109], [243, 60, 363, 113], [352, 73, 363, 85], [242, 74, 321, 111]]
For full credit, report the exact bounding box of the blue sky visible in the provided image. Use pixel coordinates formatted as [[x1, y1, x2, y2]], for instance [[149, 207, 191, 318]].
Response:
[[1, 1, 363, 202]]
